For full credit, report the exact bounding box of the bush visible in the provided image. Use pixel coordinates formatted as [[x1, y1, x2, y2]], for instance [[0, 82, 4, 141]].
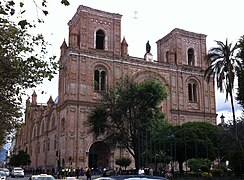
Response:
[[210, 168, 224, 177], [187, 171, 197, 176], [201, 172, 212, 178], [187, 158, 211, 172], [115, 157, 131, 170], [200, 165, 209, 172]]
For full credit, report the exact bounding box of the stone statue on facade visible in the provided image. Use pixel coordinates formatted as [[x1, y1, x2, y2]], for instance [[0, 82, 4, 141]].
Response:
[[146, 40, 151, 53]]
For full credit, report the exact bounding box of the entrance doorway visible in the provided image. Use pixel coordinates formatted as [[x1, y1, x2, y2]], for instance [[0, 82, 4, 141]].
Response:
[[88, 141, 110, 168]]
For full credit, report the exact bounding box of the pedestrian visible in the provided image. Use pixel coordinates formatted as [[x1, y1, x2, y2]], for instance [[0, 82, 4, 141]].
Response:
[[138, 168, 144, 175], [76, 167, 80, 179], [85, 167, 91, 180], [149, 168, 153, 176]]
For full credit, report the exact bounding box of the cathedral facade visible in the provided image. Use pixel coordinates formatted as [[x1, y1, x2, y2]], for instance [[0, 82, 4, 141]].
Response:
[[14, 5, 216, 171]]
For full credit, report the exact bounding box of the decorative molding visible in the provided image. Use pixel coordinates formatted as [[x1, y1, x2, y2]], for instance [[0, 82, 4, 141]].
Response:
[[79, 131, 87, 139], [66, 130, 75, 140]]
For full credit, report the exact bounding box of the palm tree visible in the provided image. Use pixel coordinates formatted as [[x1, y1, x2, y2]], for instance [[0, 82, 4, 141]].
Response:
[[204, 39, 242, 140]]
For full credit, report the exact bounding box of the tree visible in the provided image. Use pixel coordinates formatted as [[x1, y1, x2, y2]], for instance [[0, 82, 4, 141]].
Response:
[[218, 121, 244, 176], [0, 1, 72, 147], [204, 39, 242, 140], [173, 122, 219, 173], [9, 150, 31, 167], [115, 157, 132, 170], [236, 36, 244, 109], [143, 119, 173, 170], [88, 78, 168, 171], [187, 158, 211, 173]]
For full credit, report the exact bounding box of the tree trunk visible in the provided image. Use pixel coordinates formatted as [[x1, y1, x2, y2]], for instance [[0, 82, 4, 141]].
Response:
[[134, 152, 139, 174], [230, 90, 238, 140], [178, 160, 183, 174]]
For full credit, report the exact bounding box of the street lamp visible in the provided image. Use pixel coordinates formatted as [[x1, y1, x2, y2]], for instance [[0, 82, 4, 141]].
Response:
[[220, 114, 225, 125], [155, 153, 159, 173]]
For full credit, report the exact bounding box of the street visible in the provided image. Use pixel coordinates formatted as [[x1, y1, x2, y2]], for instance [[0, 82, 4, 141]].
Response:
[[6, 175, 101, 180], [7, 176, 29, 180]]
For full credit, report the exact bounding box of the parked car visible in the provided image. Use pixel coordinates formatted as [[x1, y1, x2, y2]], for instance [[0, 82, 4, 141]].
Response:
[[29, 174, 55, 180], [0, 171, 7, 180], [95, 175, 169, 180], [11, 167, 24, 178], [0, 168, 10, 176], [102, 169, 116, 177]]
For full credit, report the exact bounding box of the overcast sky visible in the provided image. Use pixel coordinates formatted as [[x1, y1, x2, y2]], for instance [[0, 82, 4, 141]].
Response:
[[24, 0, 244, 124]]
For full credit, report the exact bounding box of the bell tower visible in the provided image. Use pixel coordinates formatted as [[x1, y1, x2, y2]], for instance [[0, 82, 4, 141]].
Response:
[[68, 5, 122, 55], [58, 5, 123, 105]]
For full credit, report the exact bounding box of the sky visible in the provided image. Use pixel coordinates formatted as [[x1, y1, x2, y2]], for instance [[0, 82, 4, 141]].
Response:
[[23, 0, 244, 124]]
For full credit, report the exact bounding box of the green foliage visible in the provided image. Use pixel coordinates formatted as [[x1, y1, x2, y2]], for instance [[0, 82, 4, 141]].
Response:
[[217, 121, 244, 176], [9, 150, 31, 167], [210, 166, 225, 177], [236, 35, 244, 109], [88, 78, 168, 170], [187, 158, 211, 172], [0, 0, 67, 147], [204, 39, 241, 96], [204, 39, 242, 136], [237, 35, 244, 61], [173, 122, 218, 173], [237, 70, 244, 108], [61, 0, 70, 6], [89, 107, 107, 134], [200, 165, 210, 172], [228, 141, 244, 176], [201, 172, 212, 178], [115, 157, 132, 170]]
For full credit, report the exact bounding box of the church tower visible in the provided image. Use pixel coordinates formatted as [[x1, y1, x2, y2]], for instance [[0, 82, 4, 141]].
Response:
[[156, 28, 216, 124], [58, 5, 123, 105], [57, 5, 125, 169]]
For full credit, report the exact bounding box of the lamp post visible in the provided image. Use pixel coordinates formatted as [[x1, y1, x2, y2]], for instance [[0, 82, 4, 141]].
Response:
[[184, 135, 188, 174], [168, 135, 175, 172], [155, 154, 158, 174], [220, 114, 225, 125]]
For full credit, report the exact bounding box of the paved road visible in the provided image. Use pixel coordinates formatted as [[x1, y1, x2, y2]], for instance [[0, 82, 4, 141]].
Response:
[[6, 175, 101, 180], [7, 176, 29, 180]]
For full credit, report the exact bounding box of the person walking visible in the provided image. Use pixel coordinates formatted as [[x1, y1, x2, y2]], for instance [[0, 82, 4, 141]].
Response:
[[149, 168, 153, 176], [76, 167, 80, 179], [85, 167, 91, 180]]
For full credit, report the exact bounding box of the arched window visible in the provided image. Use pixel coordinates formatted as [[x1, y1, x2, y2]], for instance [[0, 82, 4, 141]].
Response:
[[64, 76, 67, 94], [188, 81, 198, 102], [94, 67, 107, 92], [43, 140, 46, 152], [47, 138, 50, 151], [62, 158, 65, 168], [32, 126, 36, 139], [166, 51, 169, 62], [30, 146, 32, 156], [96, 29, 105, 50], [61, 118, 65, 131], [41, 120, 45, 134], [38, 125, 40, 136], [54, 135, 57, 149], [51, 114, 56, 129], [37, 142, 40, 154], [174, 52, 177, 64], [188, 48, 195, 66]]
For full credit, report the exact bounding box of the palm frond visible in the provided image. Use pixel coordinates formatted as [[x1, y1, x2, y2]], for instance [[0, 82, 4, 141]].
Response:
[[204, 39, 241, 99]]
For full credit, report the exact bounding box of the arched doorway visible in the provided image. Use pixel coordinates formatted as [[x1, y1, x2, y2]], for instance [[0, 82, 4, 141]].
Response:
[[88, 141, 110, 168]]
